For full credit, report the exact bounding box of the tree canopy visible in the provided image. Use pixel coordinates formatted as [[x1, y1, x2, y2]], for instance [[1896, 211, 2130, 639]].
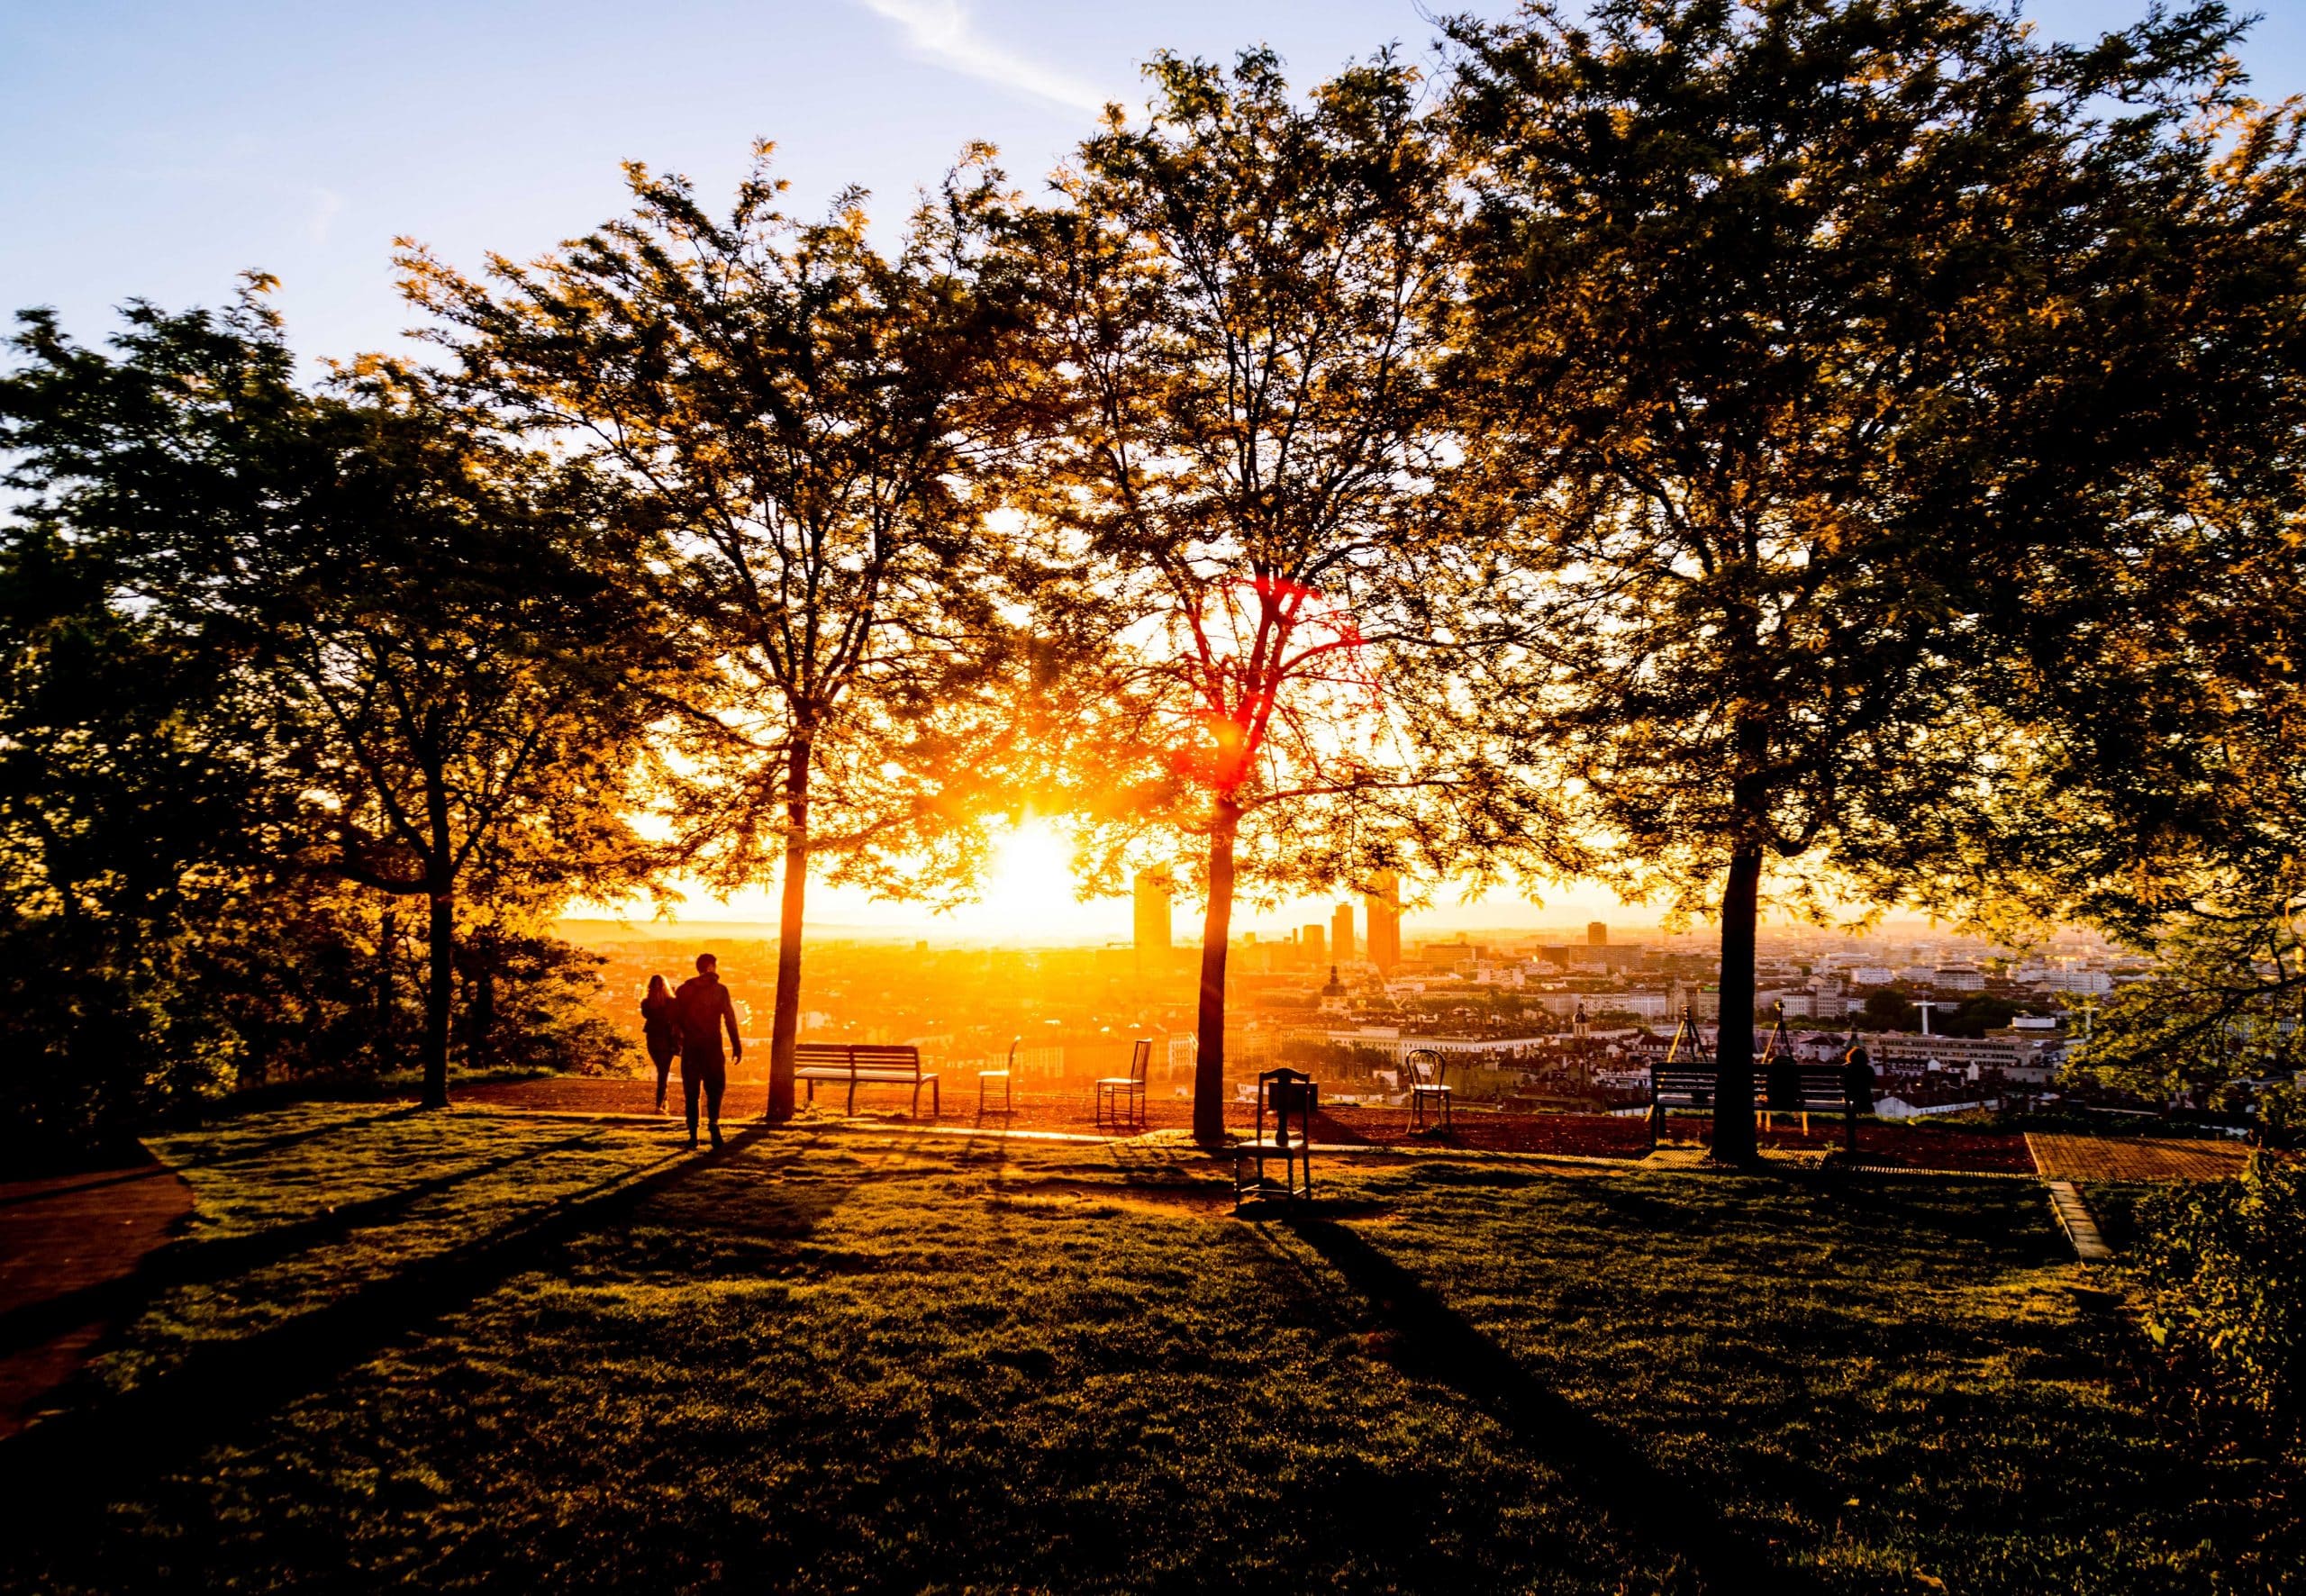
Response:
[[401, 148, 1052, 1120], [1009, 50, 1556, 1141]]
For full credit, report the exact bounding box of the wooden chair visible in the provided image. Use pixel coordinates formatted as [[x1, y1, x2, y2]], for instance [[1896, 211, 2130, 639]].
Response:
[[1404, 1047, 1452, 1132], [1234, 1068, 1316, 1211], [1094, 1038, 1152, 1130], [979, 1036, 1018, 1117]]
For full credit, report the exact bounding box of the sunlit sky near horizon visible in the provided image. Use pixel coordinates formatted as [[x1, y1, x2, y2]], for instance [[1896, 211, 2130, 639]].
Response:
[[7, 2, 2300, 941]]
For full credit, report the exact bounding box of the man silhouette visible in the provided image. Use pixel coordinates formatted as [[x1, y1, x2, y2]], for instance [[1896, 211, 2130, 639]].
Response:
[[674, 953, 742, 1149]]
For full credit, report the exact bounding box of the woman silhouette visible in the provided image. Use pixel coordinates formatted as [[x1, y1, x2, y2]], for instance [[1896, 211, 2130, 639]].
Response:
[[640, 974, 680, 1113]]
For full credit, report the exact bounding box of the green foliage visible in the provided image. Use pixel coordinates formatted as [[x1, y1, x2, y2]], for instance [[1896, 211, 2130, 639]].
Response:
[[1445, 0, 2299, 1158], [2134, 1152, 2306, 1419], [0, 285, 661, 1142], [453, 926, 626, 1076], [1861, 989, 1921, 1032], [1008, 49, 1555, 1137], [2067, 885, 2306, 1110], [402, 148, 1048, 1118]]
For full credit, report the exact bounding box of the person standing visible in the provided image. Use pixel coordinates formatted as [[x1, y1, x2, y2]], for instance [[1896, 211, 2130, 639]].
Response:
[[675, 953, 742, 1149], [640, 975, 680, 1113]]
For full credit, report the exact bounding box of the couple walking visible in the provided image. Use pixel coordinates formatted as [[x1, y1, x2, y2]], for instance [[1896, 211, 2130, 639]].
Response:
[[640, 954, 743, 1148]]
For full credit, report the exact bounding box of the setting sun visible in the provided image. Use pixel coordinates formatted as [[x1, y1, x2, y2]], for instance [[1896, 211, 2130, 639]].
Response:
[[976, 818, 1082, 924]]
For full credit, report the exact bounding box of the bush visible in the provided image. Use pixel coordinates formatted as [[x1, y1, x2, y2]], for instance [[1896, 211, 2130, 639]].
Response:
[[2133, 1153, 2306, 1419]]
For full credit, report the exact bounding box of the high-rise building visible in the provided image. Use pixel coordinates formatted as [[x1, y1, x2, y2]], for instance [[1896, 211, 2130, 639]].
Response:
[[1302, 924, 1326, 960], [1587, 920, 1609, 947], [1133, 871, 1173, 965], [1365, 872, 1402, 971], [1330, 902, 1355, 963]]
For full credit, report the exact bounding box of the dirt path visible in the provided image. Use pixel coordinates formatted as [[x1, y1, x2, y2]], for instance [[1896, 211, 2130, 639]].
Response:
[[0, 1150, 194, 1437]]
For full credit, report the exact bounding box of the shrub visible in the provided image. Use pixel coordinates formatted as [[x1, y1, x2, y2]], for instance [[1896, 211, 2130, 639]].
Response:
[[2133, 1153, 2306, 1419]]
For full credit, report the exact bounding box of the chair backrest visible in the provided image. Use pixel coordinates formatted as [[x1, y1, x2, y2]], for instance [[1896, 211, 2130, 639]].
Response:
[[1257, 1066, 1316, 1143], [1006, 1035, 1020, 1070], [1128, 1037, 1151, 1084], [1404, 1047, 1443, 1087]]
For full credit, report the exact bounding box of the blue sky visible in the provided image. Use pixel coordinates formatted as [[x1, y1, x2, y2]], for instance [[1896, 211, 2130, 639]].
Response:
[[6, 1, 2303, 372]]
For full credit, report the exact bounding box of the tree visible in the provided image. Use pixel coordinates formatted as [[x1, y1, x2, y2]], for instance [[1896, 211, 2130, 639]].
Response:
[[1, 286, 663, 1109], [1446, 0, 2258, 1158], [1858, 989, 1920, 1033], [0, 488, 286, 1146], [402, 150, 1040, 1122], [1011, 50, 1551, 1143], [1909, 12, 2306, 1113]]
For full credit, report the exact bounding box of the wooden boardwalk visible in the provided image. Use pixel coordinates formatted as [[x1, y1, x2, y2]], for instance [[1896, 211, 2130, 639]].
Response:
[[2025, 1132, 2251, 1183]]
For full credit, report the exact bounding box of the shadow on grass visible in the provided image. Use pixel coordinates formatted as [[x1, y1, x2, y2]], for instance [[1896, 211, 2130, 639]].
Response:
[[169, 1104, 432, 1169], [2, 1123, 800, 1520], [1281, 1213, 1817, 1595], [0, 1128, 612, 1360]]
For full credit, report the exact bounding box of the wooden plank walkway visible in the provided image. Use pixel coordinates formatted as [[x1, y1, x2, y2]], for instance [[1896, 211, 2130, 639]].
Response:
[[2044, 1180, 2113, 1263], [2026, 1133, 2250, 1183]]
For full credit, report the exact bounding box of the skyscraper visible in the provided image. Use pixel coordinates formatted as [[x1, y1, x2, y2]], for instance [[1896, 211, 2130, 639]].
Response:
[[1365, 872, 1402, 971], [1302, 924, 1326, 961], [1133, 871, 1172, 966], [1330, 902, 1354, 963], [1587, 920, 1609, 947]]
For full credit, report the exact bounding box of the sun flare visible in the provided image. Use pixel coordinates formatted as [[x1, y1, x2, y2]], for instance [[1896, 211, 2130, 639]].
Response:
[[976, 819, 1082, 924]]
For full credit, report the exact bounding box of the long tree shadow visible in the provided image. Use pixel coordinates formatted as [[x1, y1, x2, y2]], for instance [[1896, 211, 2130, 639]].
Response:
[[1280, 1213, 1818, 1595], [167, 1104, 431, 1168], [1, 1122, 802, 1521], [0, 1128, 612, 1360]]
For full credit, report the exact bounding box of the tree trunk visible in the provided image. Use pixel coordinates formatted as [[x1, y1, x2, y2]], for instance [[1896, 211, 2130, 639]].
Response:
[[1192, 808, 1239, 1146], [470, 937, 495, 1066], [377, 908, 397, 1072], [1711, 846, 1763, 1163], [767, 738, 812, 1122], [422, 886, 453, 1110]]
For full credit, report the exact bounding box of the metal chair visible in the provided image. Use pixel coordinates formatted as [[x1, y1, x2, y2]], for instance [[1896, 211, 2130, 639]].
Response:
[[979, 1035, 1018, 1117], [1404, 1047, 1452, 1132], [1094, 1038, 1152, 1130], [1234, 1067, 1316, 1211]]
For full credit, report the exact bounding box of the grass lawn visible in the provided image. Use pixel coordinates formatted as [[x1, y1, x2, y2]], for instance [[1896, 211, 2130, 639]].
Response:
[[3, 1103, 2296, 1594]]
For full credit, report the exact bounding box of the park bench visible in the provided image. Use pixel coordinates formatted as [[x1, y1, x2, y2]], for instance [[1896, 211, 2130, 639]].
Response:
[[1651, 1059, 1861, 1153], [795, 1042, 940, 1118], [1403, 1047, 1452, 1132]]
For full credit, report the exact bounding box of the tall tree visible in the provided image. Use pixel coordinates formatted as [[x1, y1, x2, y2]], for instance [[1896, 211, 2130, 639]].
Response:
[[1, 286, 663, 1109], [402, 150, 1039, 1121], [1014, 51, 1547, 1144], [1446, 0, 2256, 1159]]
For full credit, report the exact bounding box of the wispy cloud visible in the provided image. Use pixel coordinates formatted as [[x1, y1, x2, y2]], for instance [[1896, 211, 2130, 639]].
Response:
[[306, 186, 346, 246], [853, 0, 1112, 113]]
